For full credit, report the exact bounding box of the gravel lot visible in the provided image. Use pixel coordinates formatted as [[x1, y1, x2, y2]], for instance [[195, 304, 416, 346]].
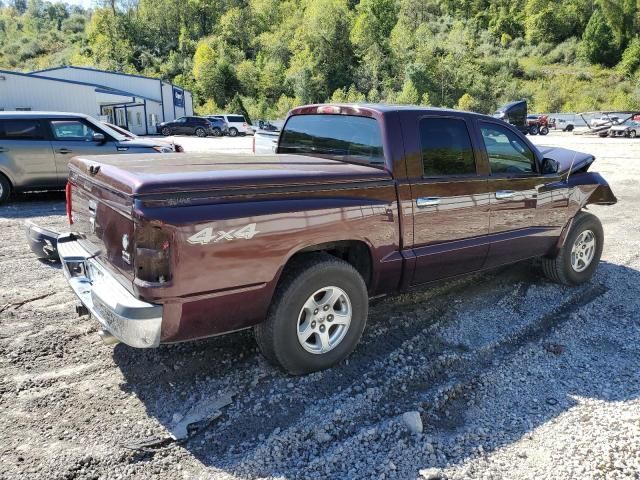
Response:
[[1, 132, 638, 480]]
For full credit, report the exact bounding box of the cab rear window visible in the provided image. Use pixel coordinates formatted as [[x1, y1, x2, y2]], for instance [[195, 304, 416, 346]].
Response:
[[279, 114, 384, 167]]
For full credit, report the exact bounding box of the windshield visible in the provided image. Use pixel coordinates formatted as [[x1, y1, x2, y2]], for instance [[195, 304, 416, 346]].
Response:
[[278, 114, 385, 167]]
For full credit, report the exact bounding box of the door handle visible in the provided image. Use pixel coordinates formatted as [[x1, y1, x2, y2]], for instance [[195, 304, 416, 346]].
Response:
[[495, 190, 516, 199], [55, 148, 72, 154], [416, 197, 441, 208]]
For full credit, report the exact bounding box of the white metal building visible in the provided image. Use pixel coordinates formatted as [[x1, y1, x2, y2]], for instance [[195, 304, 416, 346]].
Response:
[[0, 66, 193, 135]]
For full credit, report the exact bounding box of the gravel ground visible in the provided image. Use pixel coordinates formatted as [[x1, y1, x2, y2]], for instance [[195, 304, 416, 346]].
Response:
[[0, 133, 638, 480]]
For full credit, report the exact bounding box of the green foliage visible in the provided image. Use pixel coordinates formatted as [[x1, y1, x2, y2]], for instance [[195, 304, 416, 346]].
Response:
[[619, 37, 640, 76], [581, 9, 619, 67], [1, 0, 639, 117]]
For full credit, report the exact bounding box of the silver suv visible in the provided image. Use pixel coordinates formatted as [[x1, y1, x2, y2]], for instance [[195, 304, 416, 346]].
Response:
[[0, 111, 177, 204]]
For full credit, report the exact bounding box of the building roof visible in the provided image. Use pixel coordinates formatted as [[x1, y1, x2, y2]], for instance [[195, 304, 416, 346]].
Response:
[[30, 65, 191, 95], [0, 68, 162, 103], [0, 111, 91, 119]]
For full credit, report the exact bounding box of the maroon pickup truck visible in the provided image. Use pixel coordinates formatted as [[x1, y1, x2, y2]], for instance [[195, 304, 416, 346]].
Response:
[[48, 104, 616, 374]]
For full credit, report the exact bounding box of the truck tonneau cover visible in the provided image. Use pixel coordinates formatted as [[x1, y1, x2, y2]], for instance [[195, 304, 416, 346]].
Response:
[[68, 153, 391, 196]]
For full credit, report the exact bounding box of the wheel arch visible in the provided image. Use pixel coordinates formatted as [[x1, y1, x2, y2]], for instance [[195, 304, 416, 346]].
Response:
[[277, 239, 375, 292]]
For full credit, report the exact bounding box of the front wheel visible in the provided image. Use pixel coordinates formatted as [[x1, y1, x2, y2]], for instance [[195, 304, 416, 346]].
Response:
[[255, 253, 368, 375], [229, 127, 238, 137], [630, 130, 637, 138], [529, 124, 539, 135], [195, 127, 206, 137], [161, 127, 171, 136], [542, 212, 604, 286], [212, 127, 222, 137], [540, 126, 549, 135]]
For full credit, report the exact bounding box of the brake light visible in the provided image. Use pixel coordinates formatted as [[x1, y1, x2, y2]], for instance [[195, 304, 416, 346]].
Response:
[[317, 105, 341, 114], [134, 225, 172, 283], [65, 182, 73, 225], [243, 122, 248, 127]]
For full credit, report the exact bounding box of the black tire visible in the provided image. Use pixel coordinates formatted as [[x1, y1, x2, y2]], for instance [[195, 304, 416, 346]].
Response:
[[255, 253, 368, 375], [542, 212, 604, 286], [565, 124, 574, 132], [161, 127, 171, 136], [212, 127, 222, 137], [0, 174, 11, 204], [540, 126, 549, 135], [529, 124, 539, 135], [630, 130, 637, 138], [195, 127, 206, 137], [229, 127, 238, 137]]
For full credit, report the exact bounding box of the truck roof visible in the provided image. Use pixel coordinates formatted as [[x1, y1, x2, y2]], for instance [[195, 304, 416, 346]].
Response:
[[289, 103, 495, 121]]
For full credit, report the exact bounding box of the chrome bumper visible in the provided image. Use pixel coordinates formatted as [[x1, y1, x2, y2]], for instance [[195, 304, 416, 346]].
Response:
[[58, 233, 162, 348]]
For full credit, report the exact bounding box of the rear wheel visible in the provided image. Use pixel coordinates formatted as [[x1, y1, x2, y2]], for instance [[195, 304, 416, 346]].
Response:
[[529, 124, 539, 135], [0, 174, 11, 204], [161, 127, 171, 136], [540, 125, 549, 135], [255, 253, 368, 375], [542, 212, 603, 286], [212, 127, 222, 137], [566, 124, 574, 132], [229, 127, 238, 137], [195, 127, 206, 137], [630, 130, 637, 138]]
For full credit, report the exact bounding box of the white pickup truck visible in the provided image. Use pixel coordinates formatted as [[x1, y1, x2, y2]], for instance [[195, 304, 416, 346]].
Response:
[[252, 121, 283, 154]]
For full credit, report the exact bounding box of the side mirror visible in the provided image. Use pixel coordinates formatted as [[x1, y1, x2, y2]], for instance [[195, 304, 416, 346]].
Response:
[[93, 132, 106, 144], [541, 157, 560, 174]]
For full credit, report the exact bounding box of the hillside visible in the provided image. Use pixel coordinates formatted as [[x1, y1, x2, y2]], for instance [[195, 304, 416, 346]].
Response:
[[1, 0, 639, 119]]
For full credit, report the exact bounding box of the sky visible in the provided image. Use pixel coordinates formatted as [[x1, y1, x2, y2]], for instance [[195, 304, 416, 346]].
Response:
[[64, 0, 93, 8]]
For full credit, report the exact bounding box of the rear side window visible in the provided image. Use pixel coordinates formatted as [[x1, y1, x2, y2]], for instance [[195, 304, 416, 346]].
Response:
[[420, 117, 476, 176], [227, 115, 245, 123], [0, 119, 45, 140], [279, 114, 384, 167]]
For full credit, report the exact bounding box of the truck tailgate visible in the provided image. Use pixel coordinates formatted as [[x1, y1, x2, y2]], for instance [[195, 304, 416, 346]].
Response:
[[68, 169, 136, 287]]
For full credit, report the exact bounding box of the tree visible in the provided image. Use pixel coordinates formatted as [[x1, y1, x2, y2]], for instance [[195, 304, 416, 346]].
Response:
[[457, 93, 477, 111], [619, 37, 640, 76], [226, 93, 252, 125], [581, 9, 619, 66], [395, 79, 419, 104]]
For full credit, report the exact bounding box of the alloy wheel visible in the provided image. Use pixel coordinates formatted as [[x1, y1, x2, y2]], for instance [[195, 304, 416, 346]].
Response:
[[570, 230, 596, 272], [297, 286, 352, 354]]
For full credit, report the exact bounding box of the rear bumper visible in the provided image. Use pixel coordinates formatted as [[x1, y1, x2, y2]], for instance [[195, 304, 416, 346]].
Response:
[[24, 221, 60, 261], [57, 233, 162, 348]]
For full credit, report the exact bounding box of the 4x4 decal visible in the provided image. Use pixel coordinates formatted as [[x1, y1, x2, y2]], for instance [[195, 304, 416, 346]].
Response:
[[187, 223, 259, 245]]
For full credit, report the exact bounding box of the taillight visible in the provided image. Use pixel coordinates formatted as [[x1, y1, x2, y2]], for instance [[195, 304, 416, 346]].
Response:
[[243, 122, 248, 127], [134, 225, 172, 283], [65, 182, 73, 225]]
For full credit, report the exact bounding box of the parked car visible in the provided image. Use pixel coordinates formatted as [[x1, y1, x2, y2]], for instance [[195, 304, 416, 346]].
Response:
[[590, 115, 620, 128], [203, 116, 229, 136], [253, 129, 280, 154], [102, 122, 184, 152], [0, 111, 175, 204], [33, 104, 616, 375], [608, 119, 640, 138], [209, 114, 253, 136], [554, 118, 575, 132], [156, 116, 214, 137]]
